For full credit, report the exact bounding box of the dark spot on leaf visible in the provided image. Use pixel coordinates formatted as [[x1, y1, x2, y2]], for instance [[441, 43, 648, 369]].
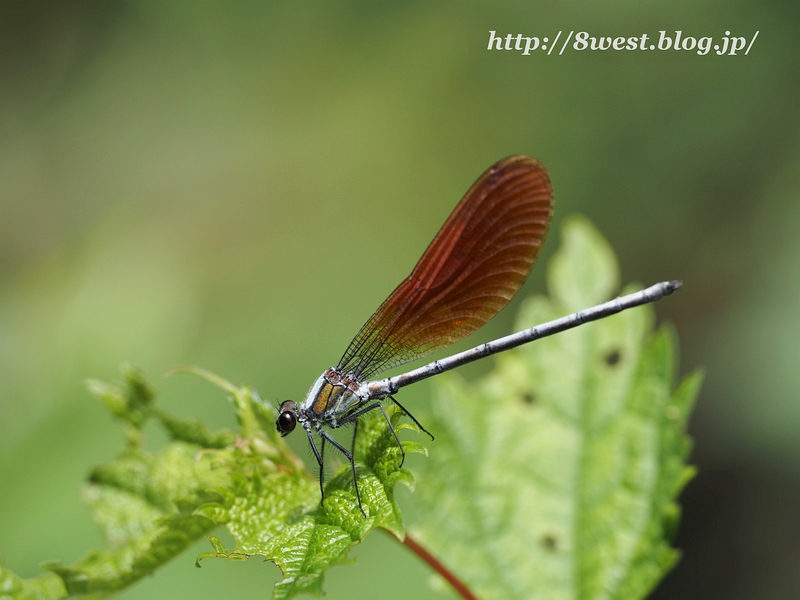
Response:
[[604, 349, 621, 366], [521, 391, 536, 405], [540, 533, 558, 552]]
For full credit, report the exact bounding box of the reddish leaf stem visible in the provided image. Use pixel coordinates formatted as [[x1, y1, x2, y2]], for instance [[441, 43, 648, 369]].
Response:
[[388, 530, 479, 600]]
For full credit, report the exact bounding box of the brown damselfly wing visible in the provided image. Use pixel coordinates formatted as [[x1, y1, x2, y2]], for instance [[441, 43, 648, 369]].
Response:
[[337, 155, 553, 381]]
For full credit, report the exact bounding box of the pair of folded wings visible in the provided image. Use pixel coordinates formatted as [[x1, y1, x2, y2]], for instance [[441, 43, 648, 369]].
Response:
[[337, 155, 554, 381]]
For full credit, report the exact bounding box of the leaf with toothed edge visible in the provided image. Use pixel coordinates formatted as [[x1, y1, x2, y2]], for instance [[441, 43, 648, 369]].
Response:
[[405, 215, 701, 600], [196, 409, 426, 599], [0, 364, 426, 600]]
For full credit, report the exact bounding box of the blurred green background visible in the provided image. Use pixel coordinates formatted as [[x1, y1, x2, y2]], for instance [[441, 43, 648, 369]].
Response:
[[1, 2, 798, 599]]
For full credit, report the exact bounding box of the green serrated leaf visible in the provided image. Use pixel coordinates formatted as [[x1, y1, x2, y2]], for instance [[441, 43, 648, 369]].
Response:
[[548, 215, 620, 312], [152, 409, 236, 449], [38, 440, 229, 596], [193, 503, 230, 524], [169, 366, 279, 444], [87, 441, 229, 518], [8, 341, 426, 600], [406, 216, 700, 600], [42, 510, 216, 596], [85, 364, 155, 428], [206, 536, 227, 554], [200, 406, 425, 600], [0, 561, 67, 600], [24, 367, 236, 598]]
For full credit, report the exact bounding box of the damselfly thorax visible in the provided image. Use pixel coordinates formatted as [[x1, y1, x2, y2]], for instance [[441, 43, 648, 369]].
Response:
[[303, 368, 363, 425]]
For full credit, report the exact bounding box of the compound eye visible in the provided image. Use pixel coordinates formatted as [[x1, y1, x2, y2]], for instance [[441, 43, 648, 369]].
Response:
[[277, 410, 297, 434]]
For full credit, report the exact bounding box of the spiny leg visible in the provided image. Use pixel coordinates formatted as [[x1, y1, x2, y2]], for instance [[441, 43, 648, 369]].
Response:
[[318, 428, 365, 516], [319, 436, 326, 500], [390, 395, 434, 441], [303, 424, 326, 503], [350, 417, 359, 467]]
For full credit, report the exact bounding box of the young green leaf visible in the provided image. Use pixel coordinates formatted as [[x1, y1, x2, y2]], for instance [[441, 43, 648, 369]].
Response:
[[406, 215, 700, 600], [85, 363, 154, 428], [196, 409, 425, 599], [3, 369, 238, 600], [0, 563, 67, 600], [39, 419, 231, 595], [3, 365, 425, 600]]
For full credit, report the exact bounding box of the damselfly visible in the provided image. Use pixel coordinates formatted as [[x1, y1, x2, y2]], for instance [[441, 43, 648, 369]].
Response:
[[275, 156, 680, 514]]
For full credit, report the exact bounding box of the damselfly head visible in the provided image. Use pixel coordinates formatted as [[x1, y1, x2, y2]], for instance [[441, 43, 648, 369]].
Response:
[[277, 400, 299, 436]]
